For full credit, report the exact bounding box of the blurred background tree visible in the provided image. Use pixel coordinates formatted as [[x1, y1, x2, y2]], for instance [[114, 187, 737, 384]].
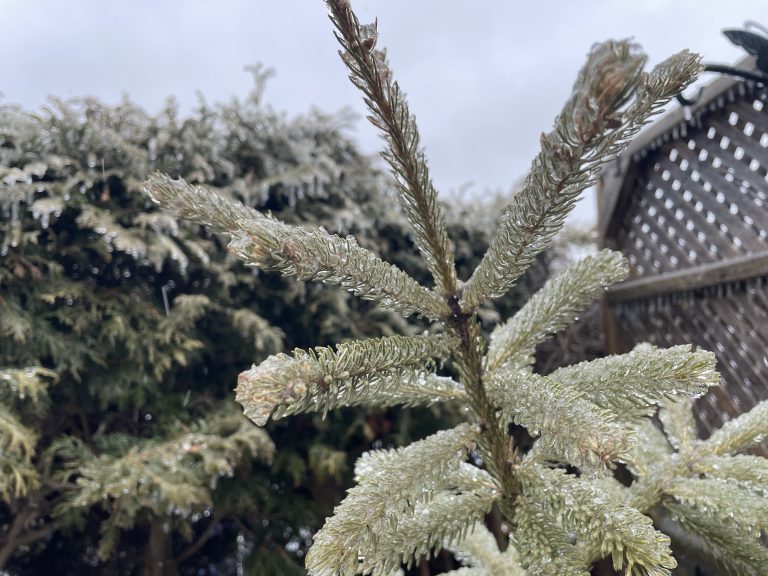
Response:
[[0, 72, 596, 575]]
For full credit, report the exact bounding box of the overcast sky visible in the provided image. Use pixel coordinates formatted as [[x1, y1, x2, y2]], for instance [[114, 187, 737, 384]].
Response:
[[1, 1, 764, 224]]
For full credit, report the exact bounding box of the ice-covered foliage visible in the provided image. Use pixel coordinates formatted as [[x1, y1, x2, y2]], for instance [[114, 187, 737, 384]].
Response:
[[146, 1, 767, 575]]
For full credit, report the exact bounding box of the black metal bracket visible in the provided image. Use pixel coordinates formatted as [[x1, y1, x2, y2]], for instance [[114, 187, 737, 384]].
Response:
[[676, 21, 768, 106]]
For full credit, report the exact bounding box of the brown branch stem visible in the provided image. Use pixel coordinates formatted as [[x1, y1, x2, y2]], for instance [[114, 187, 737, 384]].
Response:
[[0, 507, 37, 568], [176, 516, 222, 565], [448, 297, 520, 524]]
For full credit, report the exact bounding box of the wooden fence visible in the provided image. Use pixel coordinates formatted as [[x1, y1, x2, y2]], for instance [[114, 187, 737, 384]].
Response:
[[598, 56, 768, 440]]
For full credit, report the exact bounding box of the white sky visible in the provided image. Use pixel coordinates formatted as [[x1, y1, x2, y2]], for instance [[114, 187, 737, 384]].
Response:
[[1, 1, 764, 224]]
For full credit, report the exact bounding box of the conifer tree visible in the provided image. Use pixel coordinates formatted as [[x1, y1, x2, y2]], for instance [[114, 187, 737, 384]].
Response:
[[149, 2, 768, 575]]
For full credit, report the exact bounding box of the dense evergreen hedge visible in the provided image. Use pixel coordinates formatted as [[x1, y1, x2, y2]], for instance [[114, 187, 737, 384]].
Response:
[[0, 77, 557, 575]]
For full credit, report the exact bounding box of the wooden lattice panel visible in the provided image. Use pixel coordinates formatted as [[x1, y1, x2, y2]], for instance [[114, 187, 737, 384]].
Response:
[[615, 81, 768, 279], [602, 77, 768, 445], [612, 279, 768, 439]]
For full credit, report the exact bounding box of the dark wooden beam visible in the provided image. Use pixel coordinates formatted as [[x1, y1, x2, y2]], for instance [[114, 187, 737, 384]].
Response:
[[607, 251, 768, 302]]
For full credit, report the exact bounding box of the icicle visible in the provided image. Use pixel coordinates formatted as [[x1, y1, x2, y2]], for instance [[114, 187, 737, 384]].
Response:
[[236, 531, 246, 576], [161, 284, 171, 316]]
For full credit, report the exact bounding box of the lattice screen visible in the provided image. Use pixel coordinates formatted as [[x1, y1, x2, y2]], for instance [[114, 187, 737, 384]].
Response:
[[616, 81, 768, 277], [602, 78, 768, 442], [612, 281, 768, 436]]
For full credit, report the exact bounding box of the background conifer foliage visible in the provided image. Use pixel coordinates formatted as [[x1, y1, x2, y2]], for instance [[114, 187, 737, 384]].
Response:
[[149, 1, 768, 576], [0, 51, 555, 576]]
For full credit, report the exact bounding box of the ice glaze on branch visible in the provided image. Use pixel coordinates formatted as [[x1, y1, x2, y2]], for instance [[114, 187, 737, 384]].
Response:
[[445, 523, 525, 576], [230, 217, 450, 319], [147, 175, 450, 320], [146, 4, 767, 573], [236, 333, 457, 425], [305, 424, 483, 576], [487, 369, 632, 468], [326, 0, 458, 297], [701, 399, 768, 455], [145, 173, 261, 237], [487, 249, 628, 371], [461, 45, 701, 311], [549, 344, 718, 421], [520, 464, 678, 576]]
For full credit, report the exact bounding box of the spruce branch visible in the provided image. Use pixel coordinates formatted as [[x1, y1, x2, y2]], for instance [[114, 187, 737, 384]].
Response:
[[147, 7, 760, 575], [544, 344, 718, 422], [450, 316, 522, 520], [359, 374, 467, 407], [514, 496, 592, 576], [487, 249, 628, 371], [663, 478, 768, 536], [445, 523, 525, 576], [145, 173, 261, 237], [521, 464, 677, 576], [230, 216, 450, 319], [627, 400, 768, 531], [356, 453, 495, 493], [659, 397, 700, 451], [326, 0, 457, 296], [354, 488, 498, 576], [691, 454, 768, 495], [663, 501, 768, 576], [305, 424, 482, 576], [147, 174, 449, 319], [626, 420, 673, 477], [701, 399, 768, 455], [461, 46, 701, 310], [487, 369, 632, 468], [236, 334, 457, 426]]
